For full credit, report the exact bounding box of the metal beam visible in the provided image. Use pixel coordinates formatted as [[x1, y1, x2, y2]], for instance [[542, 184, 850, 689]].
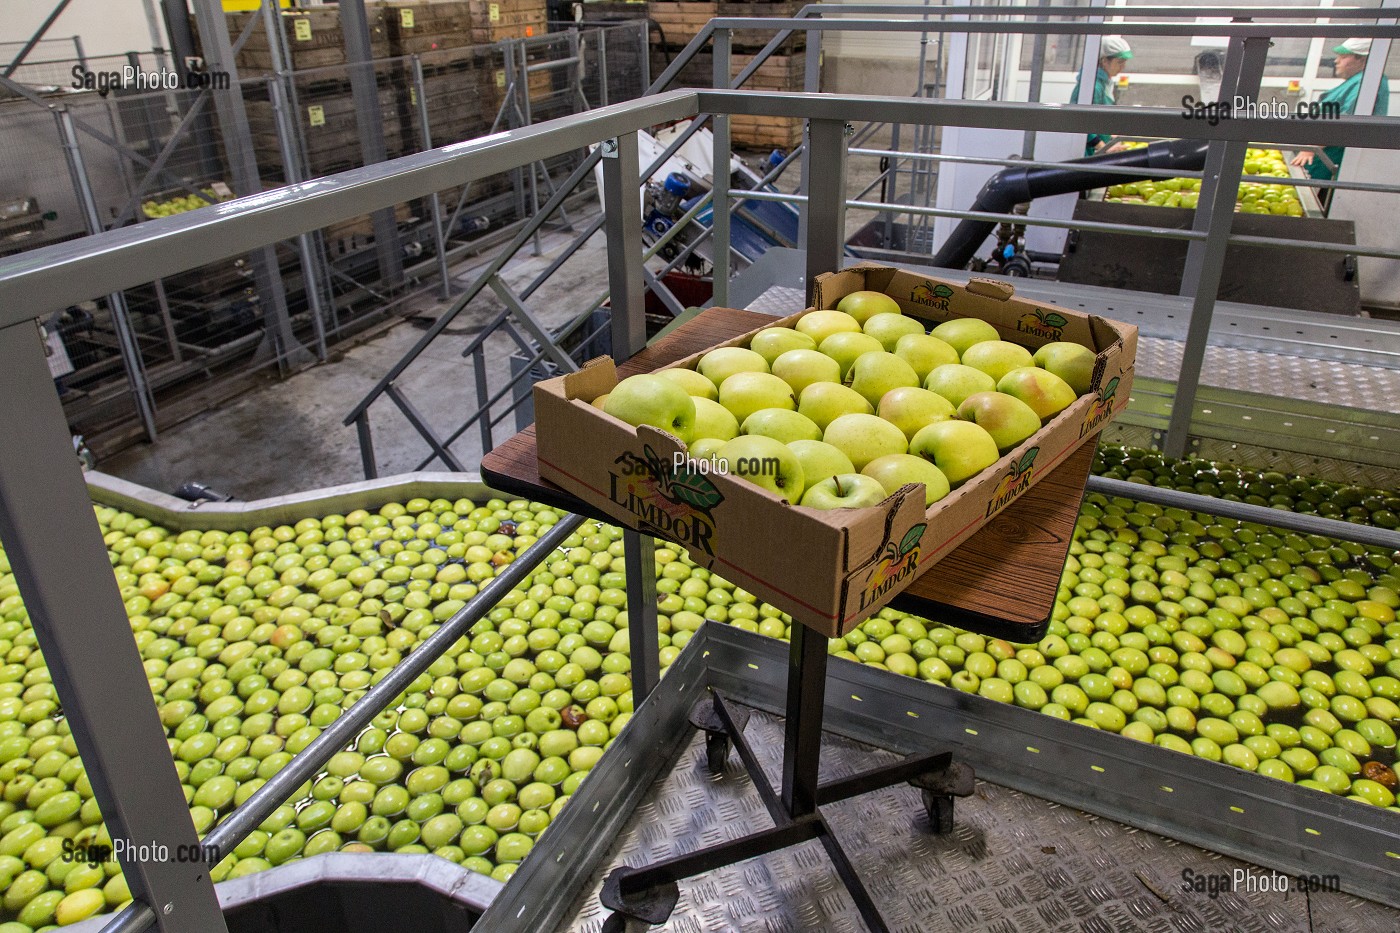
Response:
[[600, 132, 647, 361], [2, 0, 76, 78], [804, 119, 847, 305], [0, 323, 228, 933]]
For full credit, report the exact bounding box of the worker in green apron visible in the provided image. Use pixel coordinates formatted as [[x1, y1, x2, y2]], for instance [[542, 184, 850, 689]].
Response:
[[1291, 38, 1391, 181], [1071, 36, 1133, 156]]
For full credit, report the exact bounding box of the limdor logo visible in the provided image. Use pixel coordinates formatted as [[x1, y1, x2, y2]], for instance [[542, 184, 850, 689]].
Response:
[[607, 445, 723, 555], [986, 447, 1040, 517], [910, 282, 954, 313], [859, 523, 926, 610], [1016, 309, 1067, 341], [1079, 376, 1121, 438]]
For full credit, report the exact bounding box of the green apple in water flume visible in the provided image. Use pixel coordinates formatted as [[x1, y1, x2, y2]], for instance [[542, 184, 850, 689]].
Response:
[[603, 374, 696, 443], [771, 349, 841, 397]]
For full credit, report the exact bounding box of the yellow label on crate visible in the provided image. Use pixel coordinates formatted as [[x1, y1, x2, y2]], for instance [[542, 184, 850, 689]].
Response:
[[489, 3, 500, 23], [410, 87, 417, 105], [293, 18, 312, 42], [400, 9, 415, 28], [308, 105, 325, 127], [495, 70, 505, 88]]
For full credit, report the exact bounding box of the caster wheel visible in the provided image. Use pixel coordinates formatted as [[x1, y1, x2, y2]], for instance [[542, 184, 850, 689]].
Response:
[[705, 732, 731, 773], [923, 790, 955, 834], [601, 912, 650, 933]]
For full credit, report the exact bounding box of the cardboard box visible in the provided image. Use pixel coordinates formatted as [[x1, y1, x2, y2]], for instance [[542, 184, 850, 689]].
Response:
[[533, 267, 1135, 637]]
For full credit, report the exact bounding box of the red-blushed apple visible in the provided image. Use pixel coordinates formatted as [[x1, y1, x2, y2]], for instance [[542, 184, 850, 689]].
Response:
[[877, 386, 956, 441], [799, 472, 888, 509], [818, 332, 884, 381], [718, 372, 796, 424], [715, 435, 805, 504], [1032, 342, 1097, 396], [997, 367, 1078, 420], [929, 317, 999, 356], [749, 327, 816, 364], [846, 351, 919, 407], [862, 453, 951, 506], [960, 340, 1035, 382], [836, 290, 902, 324], [823, 413, 908, 471], [923, 363, 996, 407], [771, 348, 841, 396], [795, 309, 861, 345], [863, 312, 926, 352], [956, 391, 1042, 452], [741, 408, 822, 444], [697, 346, 768, 388], [603, 373, 697, 443], [895, 333, 959, 380], [798, 382, 873, 432], [692, 396, 740, 442], [910, 420, 1000, 485], [787, 439, 855, 487], [656, 367, 718, 400]]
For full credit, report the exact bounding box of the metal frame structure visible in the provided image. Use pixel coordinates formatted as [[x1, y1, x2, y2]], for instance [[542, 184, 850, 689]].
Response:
[[2, 10, 1400, 933]]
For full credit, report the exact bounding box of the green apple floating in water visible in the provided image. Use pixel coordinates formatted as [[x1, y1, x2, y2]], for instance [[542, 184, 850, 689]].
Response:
[[895, 333, 960, 381], [846, 351, 919, 407], [863, 312, 926, 352], [741, 408, 822, 445], [835, 290, 901, 324], [800, 472, 889, 509], [876, 385, 956, 441], [718, 372, 796, 424], [697, 346, 768, 388], [1032, 341, 1097, 396], [750, 327, 816, 365], [956, 391, 1042, 453], [924, 363, 996, 408], [715, 435, 806, 504], [771, 348, 841, 396], [997, 367, 1079, 420], [960, 340, 1035, 383], [910, 419, 1000, 485], [795, 309, 861, 345], [603, 374, 696, 443], [862, 453, 951, 506], [656, 367, 718, 401], [691, 396, 740, 442], [929, 317, 999, 356], [818, 332, 884, 381], [823, 413, 907, 472], [798, 382, 873, 432], [786, 439, 856, 488]]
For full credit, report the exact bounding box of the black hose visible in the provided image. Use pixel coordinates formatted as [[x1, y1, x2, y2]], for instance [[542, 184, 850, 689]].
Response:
[[930, 138, 1211, 271]]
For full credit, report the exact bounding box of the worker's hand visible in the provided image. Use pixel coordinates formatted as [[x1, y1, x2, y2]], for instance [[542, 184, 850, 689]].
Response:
[[1104, 142, 1127, 154], [1290, 151, 1314, 168]]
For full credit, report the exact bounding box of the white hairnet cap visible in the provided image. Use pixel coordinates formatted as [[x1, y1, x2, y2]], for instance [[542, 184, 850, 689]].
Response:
[[1333, 38, 1372, 57], [1100, 36, 1133, 60]]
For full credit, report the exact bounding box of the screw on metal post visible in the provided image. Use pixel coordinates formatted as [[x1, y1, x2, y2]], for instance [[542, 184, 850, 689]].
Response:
[[844, 123, 855, 137], [601, 137, 619, 158]]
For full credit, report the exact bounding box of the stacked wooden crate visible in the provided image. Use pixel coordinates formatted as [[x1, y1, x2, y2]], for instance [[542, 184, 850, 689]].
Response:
[[382, 1, 477, 54], [728, 46, 808, 149], [222, 5, 392, 76], [467, 0, 548, 43]]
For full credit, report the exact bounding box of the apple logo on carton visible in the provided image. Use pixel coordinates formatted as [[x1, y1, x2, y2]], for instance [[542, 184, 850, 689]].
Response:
[[858, 523, 926, 610], [986, 447, 1040, 518], [909, 282, 954, 314], [1079, 376, 1121, 438], [608, 445, 723, 555], [1016, 309, 1067, 342]]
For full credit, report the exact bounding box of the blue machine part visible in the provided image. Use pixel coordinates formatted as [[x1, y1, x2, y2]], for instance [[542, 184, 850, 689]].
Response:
[[664, 173, 691, 197]]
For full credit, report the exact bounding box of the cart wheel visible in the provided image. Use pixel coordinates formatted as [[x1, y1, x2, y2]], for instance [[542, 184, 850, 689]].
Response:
[[705, 732, 731, 773], [601, 912, 650, 933], [923, 790, 955, 835]]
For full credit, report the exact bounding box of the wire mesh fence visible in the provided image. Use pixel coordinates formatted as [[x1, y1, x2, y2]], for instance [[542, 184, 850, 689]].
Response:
[[0, 19, 648, 458]]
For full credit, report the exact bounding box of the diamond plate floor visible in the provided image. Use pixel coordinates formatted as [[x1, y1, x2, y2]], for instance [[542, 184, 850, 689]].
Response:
[[744, 285, 1400, 412], [554, 708, 1398, 933]]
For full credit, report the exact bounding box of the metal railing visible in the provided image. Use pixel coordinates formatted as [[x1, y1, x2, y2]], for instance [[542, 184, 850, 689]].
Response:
[[2, 12, 1400, 933]]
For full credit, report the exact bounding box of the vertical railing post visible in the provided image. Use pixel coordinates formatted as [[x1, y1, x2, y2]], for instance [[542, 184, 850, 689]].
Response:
[[356, 411, 378, 479], [1164, 31, 1269, 458], [412, 54, 454, 300], [711, 28, 732, 308], [0, 322, 228, 933], [805, 119, 848, 306], [268, 75, 330, 362]]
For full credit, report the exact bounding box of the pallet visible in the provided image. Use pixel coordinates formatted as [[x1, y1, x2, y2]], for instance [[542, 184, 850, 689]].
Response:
[[467, 0, 548, 42], [649, 2, 717, 48], [382, 1, 478, 55], [576, 0, 651, 23], [220, 7, 392, 76], [728, 113, 802, 149]]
